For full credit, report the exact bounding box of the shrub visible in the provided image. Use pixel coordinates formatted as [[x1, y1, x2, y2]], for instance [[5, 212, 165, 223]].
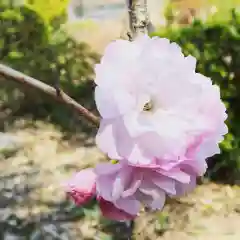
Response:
[[0, 3, 99, 129]]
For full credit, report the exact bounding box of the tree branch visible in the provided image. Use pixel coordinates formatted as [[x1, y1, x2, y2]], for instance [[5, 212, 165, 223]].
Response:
[[127, 0, 150, 39], [0, 64, 100, 126]]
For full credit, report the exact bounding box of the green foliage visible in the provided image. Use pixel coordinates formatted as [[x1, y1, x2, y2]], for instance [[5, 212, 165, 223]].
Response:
[[0, 4, 47, 58], [153, 10, 240, 182], [204, 0, 240, 23], [0, 3, 99, 129], [155, 212, 170, 235], [25, 0, 69, 24]]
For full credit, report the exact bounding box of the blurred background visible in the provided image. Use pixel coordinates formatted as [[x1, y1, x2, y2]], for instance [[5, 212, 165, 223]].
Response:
[[0, 0, 240, 239]]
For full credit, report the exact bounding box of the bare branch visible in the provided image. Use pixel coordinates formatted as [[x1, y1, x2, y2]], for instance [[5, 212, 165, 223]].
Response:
[[0, 64, 100, 127], [127, 0, 150, 39]]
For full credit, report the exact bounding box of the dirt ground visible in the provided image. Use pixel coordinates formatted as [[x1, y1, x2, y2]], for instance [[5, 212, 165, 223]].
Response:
[[1, 120, 240, 239]]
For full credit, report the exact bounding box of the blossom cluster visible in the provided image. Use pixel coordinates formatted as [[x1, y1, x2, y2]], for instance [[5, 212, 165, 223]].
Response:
[[64, 35, 227, 220]]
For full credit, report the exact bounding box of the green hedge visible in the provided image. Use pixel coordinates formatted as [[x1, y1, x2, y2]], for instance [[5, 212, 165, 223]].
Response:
[[153, 10, 240, 182], [0, 4, 99, 129]]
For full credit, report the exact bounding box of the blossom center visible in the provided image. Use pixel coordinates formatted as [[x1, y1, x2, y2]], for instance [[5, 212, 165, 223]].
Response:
[[143, 99, 154, 112]]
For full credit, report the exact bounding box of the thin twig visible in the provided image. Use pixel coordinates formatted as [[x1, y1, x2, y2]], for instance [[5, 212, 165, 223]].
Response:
[[0, 64, 100, 126]]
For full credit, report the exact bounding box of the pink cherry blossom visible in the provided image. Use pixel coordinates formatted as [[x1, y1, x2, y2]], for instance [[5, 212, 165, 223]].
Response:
[[65, 35, 228, 221], [94, 35, 228, 166], [64, 168, 96, 205], [94, 155, 201, 218]]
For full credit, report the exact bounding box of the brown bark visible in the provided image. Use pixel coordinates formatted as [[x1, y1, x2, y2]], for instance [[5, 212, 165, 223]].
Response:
[[127, 0, 150, 40], [0, 64, 100, 126]]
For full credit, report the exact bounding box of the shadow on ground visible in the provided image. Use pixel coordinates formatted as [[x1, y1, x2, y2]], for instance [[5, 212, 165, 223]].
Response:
[[0, 168, 132, 239]]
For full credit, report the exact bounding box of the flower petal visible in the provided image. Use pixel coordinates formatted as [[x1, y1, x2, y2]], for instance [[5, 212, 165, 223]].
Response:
[[122, 172, 143, 197], [98, 197, 136, 221], [95, 162, 122, 175], [138, 181, 166, 210], [114, 196, 141, 216], [95, 120, 121, 159], [157, 169, 191, 184], [64, 168, 96, 205], [151, 174, 176, 195]]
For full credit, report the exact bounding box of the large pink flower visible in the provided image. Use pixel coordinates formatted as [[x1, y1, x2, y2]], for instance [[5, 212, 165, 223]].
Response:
[[65, 35, 228, 221], [94, 35, 227, 165]]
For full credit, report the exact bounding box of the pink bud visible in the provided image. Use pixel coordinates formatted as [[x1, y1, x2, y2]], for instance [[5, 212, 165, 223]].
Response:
[[64, 168, 96, 205]]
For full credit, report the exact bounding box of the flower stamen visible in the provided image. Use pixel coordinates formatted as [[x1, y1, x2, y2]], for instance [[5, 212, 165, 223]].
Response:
[[143, 100, 153, 112]]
